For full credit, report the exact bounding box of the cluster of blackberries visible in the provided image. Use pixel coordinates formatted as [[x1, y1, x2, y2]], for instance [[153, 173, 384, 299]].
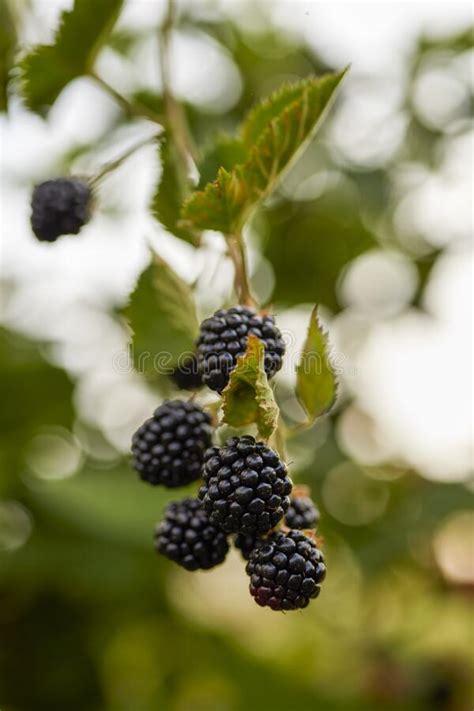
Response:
[[168, 305, 286, 393], [30, 177, 92, 242], [131, 399, 325, 611]]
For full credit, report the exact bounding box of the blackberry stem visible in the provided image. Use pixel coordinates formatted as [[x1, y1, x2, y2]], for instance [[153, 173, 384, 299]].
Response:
[[227, 230, 256, 307]]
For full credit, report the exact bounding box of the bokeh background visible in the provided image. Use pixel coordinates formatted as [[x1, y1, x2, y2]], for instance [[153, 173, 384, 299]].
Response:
[[1, 1, 473, 710]]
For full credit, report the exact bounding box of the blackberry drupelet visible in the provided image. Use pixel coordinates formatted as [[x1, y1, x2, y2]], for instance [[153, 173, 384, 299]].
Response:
[[31, 178, 92, 242], [199, 435, 292, 535], [169, 355, 203, 390], [131, 400, 212, 487], [196, 305, 285, 392], [155, 497, 229, 570], [285, 494, 320, 530], [246, 529, 326, 610]]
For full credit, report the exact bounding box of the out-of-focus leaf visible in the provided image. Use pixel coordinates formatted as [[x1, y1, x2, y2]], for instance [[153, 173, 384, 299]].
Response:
[[151, 136, 200, 245], [19, 0, 124, 112], [0, 328, 74, 489], [131, 88, 165, 118], [29, 464, 180, 547], [296, 306, 337, 422], [222, 335, 279, 439], [181, 71, 347, 233], [123, 254, 198, 380], [260, 187, 377, 310], [0, 1, 16, 111]]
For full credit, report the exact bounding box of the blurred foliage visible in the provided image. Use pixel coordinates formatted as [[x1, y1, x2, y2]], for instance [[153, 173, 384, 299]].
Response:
[[124, 253, 199, 381], [19, 0, 124, 112], [1, 4, 473, 711]]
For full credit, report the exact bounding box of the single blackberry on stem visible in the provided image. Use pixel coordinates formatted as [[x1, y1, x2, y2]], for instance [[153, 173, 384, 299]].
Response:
[[246, 529, 326, 611], [131, 400, 212, 487], [31, 177, 92, 242], [155, 497, 229, 571], [285, 488, 320, 530], [199, 435, 292, 535], [169, 354, 203, 390], [196, 305, 285, 392]]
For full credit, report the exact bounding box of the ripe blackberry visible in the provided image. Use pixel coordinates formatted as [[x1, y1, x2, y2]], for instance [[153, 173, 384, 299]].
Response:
[[155, 497, 229, 570], [234, 493, 320, 560], [246, 529, 326, 611], [131, 400, 212, 487], [31, 178, 92, 242], [234, 532, 264, 561], [285, 494, 320, 530], [169, 355, 203, 390], [199, 435, 292, 535], [196, 305, 285, 392]]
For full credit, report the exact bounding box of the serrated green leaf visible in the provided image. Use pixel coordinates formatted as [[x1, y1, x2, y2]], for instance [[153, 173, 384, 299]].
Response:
[[222, 335, 279, 440], [181, 70, 347, 233], [198, 134, 247, 187], [151, 136, 200, 246], [19, 0, 124, 112], [240, 82, 306, 149], [296, 306, 337, 421], [123, 254, 198, 381]]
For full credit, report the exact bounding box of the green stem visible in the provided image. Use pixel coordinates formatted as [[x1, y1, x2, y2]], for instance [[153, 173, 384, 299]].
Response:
[[158, 0, 199, 184], [90, 71, 165, 125], [226, 230, 256, 307]]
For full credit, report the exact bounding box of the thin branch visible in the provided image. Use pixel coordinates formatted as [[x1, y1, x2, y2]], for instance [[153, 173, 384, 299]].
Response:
[[158, 0, 199, 183], [89, 71, 165, 125], [88, 133, 161, 186]]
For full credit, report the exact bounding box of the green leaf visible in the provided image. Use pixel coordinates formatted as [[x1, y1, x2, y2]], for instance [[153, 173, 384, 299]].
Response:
[[0, 327, 74, 491], [19, 0, 124, 112], [123, 254, 199, 381], [296, 306, 337, 421], [181, 70, 347, 233], [222, 335, 279, 440], [151, 136, 200, 246], [0, 1, 16, 111], [198, 134, 247, 187]]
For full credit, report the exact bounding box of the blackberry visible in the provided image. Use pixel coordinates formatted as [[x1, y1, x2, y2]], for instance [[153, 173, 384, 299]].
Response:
[[169, 355, 202, 390], [196, 305, 285, 392], [234, 532, 264, 561], [234, 493, 320, 560], [131, 400, 212, 487], [199, 435, 292, 535], [285, 494, 320, 530], [155, 497, 229, 570], [246, 529, 326, 611], [31, 178, 92, 242]]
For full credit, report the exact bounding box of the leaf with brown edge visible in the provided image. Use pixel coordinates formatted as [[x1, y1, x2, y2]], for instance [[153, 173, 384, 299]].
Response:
[[296, 306, 338, 422], [222, 335, 279, 440]]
